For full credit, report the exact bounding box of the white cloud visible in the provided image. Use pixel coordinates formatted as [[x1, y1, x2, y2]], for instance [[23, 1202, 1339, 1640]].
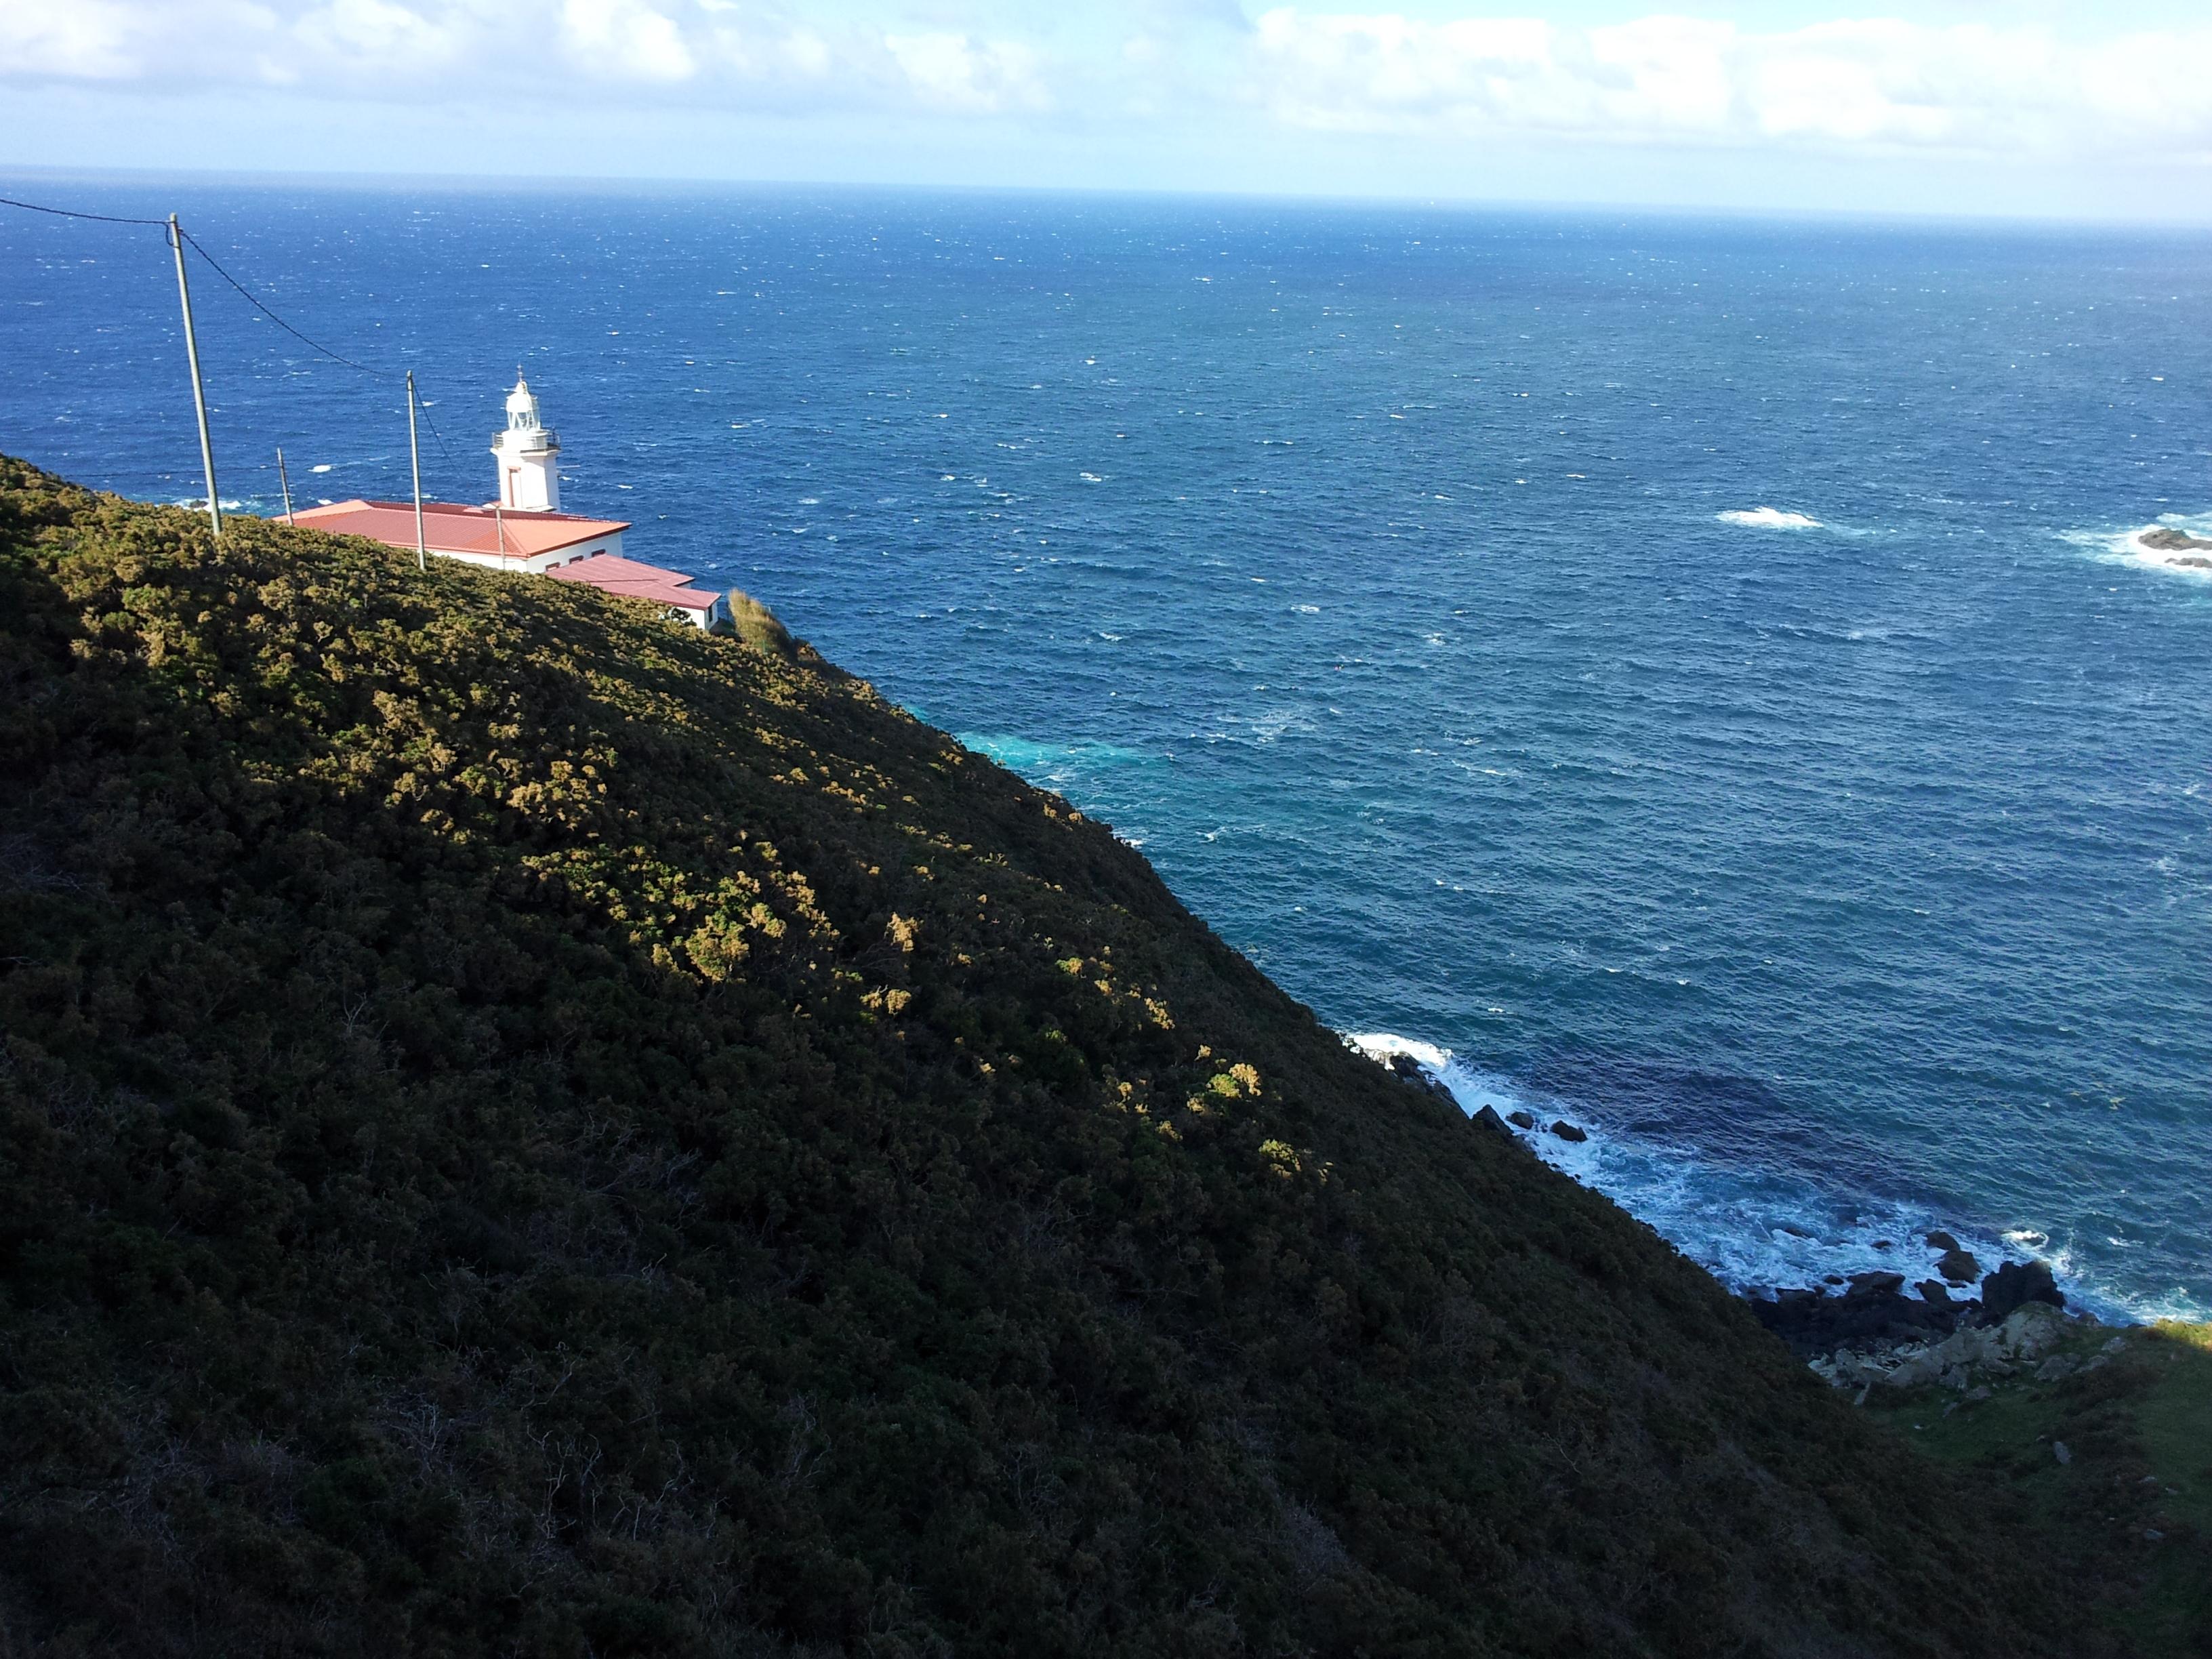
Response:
[[2, 0, 2209, 175], [1252, 12, 1952, 141], [883, 32, 1050, 115], [1246, 9, 2212, 157], [1587, 18, 1735, 134], [0, 0, 476, 87], [291, 0, 474, 74], [561, 0, 695, 82], [0, 0, 1057, 113], [0, 0, 273, 80], [0, 0, 130, 79]]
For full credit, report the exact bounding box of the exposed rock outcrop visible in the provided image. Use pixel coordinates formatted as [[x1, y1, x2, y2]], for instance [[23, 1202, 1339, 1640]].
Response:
[[1471, 1103, 1518, 1141], [2139, 527, 2212, 552], [1384, 1050, 1460, 1107], [1748, 1250, 2084, 1371], [1808, 1303, 2081, 1394], [1747, 1273, 1963, 1356], [1984, 1258, 2066, 1321], [1937, 1246, 1981, 1284]]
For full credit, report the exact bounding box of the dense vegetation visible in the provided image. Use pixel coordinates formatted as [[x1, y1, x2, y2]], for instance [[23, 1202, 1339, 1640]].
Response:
[[0, 457, 2068, 1656]]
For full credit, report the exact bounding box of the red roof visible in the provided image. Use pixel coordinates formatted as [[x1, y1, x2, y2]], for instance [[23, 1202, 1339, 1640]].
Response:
[[290, 499, 630, 562], [546, 552, 720, 614]]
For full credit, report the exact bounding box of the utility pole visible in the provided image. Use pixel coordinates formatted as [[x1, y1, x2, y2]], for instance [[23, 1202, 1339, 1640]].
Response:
[[168, 214, 220, 541], [276, 447, 295, 525], [406, 369, 426, 572]]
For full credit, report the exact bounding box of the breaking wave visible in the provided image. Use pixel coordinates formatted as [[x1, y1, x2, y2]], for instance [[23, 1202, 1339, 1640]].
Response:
[[1343, 1032, 2160, 1326], [1717, 507, 1821, 529]]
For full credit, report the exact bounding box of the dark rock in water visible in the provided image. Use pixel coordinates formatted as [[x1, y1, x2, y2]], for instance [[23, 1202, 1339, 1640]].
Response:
[[1549, 1120, 1588, 1143], [2139, 526, 2212, 552], [1937, 1248, 1980, 1284], [1982, 1259, 2064, 1321], [1918, 1280, 1952, 1305], [1471, 1105, 1516, 1140], [1507, 1109, 1538, 1130], [1824, 1275, 1847, 1286], [1926, 1229, 1961, 1252], [1385, 1052, 1457, 1106], [1745, 1274, 1964, 1357], [1874, 1239, 1893, 1250]]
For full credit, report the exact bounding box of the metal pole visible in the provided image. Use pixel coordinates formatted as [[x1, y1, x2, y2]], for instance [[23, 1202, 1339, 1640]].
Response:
[[169, 214, 220, 541], [276, 446, 295, 524], [406, 369, 426, 572]]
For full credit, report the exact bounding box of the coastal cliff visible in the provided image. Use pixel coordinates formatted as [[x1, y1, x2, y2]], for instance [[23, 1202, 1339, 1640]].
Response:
[[0, 456, 2078, 1655]]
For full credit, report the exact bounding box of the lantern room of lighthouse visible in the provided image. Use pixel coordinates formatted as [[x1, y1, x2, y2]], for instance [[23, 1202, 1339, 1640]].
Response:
[[491, 375, 561, 511]]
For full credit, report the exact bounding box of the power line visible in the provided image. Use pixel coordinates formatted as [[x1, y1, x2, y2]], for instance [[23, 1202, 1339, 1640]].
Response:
[[0, 194, 166, 228], [179, 229, 381, 377], [178, 228, 455, 461], [9, 193, 464, 470], [412, 396, 457, 462]]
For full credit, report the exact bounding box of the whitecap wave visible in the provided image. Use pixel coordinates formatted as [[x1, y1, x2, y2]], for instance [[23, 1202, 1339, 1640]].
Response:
[[1345, 1031, 1450, 1071], [1346, 1031, 2163, 1323], [1718, 507, 1821, 529], [2117, 517, 2212, 580]]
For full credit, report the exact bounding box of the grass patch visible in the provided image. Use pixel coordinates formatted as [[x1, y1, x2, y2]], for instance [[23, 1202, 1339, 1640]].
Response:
[[1863, 1321, 2212, 1657]]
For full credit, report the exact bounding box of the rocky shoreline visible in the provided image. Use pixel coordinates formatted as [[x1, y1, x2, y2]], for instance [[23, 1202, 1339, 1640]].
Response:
[[1736, 1248, 2121, 1409], [1744, 1240, 2060, 1353], [1376, 1051, 2123, 1399]]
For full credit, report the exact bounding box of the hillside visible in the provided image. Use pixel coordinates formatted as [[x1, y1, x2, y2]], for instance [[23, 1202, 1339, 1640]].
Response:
[[0, 455, 2064, 1657]]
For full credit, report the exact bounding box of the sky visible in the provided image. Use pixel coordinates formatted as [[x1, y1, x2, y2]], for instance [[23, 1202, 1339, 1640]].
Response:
[[2, 0, 2211, 220]]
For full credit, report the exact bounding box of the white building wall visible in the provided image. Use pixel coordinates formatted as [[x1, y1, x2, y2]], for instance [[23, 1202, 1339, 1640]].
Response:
[[428, 531, 625, 573], [529, 532, 623, 571], [496, 450, 561, 512]]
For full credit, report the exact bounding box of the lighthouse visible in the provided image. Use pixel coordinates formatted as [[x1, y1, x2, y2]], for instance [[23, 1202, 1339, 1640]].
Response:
[[490, 375, 561, 511], [291, 369, 732, 632]]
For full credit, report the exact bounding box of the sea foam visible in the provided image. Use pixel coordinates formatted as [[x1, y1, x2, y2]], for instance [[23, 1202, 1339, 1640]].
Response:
[[2060, 520, 2212, 583], [1343, 1031, 2147, 1324], [2122, 519, 2212, 580], [1717, 507, 1821, 529]]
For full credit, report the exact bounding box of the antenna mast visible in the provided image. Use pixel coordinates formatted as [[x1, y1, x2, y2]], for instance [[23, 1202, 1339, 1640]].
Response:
[[168, 214, 220, 541], [276, 446, 295, 525], [406, 370, 426, 572]]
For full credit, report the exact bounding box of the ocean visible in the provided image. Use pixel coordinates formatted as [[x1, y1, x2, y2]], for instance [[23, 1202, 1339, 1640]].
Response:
[[5, 176, 2208, 1322]]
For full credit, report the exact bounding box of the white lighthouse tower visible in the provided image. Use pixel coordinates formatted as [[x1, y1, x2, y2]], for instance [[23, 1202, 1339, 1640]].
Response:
[[490, 374, 561, 511]]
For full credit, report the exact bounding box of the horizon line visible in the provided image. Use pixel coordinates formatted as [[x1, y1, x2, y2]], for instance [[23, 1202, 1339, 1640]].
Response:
[[6, 160, 2212, 237]]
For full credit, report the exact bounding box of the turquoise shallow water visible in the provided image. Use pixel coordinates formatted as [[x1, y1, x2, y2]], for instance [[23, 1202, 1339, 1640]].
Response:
[[5, 179, 2209, 1319]]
